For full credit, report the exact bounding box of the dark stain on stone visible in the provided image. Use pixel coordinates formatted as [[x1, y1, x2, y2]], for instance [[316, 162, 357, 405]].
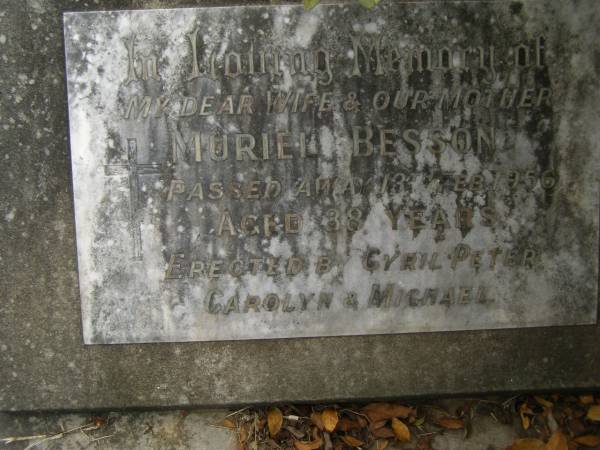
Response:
[[593, 49, 600, 76], [510, 2, 523, 15]]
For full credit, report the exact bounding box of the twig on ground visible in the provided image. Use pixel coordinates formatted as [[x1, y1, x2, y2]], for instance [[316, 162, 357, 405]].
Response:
[[225, 407, 250, 418], [19, 423, 99, 450], [0, 434, 47, 444], [417, 431, 439, 438], [88, 433, 116, 443], [341, 408, 369, 420], [207, 424, 236, 430]]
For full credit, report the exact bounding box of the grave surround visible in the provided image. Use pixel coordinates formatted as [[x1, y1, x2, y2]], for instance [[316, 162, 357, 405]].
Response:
[[1, 0, 599, 411]]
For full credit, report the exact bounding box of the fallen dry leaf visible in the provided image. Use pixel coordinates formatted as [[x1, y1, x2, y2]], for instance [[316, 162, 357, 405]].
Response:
[[586, 405, 600, 422], [436, 417, 465, 430], [506, 438, 545, 450], [267, 407, 283, 438], [265, 438, 280, 448], [336, 418, 361, 432], [311, 426, 321, 441], [362, 403, 414, 422], [355, 415, 368, 428], [374, 439, 389, 450], [519, 403, 533, 430], [311, 411, 324, 430], [238, 423, 249, 444], [219, 396, 600, 450], [573, 435, 600, 447], [369, 419, 388, 431], [218, 418, 236, 429], [534, 396, 554, 409], [294, 437, 323, 450], [569, 418, 586, 436], [322, 408, 339, 433], [372, 427, 395, 439], [285, 425, 306, 439], [413, 416, 426, 428], [91, 416, 107, 427], [391, 417, 411, 442], [564, 407, 574, 420], [545, 431, 568, 450], [341, 435, 366, 447]]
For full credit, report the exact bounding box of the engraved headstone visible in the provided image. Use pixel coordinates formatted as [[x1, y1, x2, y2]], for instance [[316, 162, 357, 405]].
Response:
[[63, 3, 599, 344], [3, 0, 600, 412]]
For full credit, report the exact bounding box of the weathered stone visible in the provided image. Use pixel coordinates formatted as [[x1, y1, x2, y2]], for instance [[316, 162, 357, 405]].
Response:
[[1, 0, 600, 411], [65, 2, 597, 344]]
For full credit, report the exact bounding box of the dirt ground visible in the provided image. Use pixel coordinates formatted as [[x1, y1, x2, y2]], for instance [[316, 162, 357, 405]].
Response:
[[2, 395, 600, 449]]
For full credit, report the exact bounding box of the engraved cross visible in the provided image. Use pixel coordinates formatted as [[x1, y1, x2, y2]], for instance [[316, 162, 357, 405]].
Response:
[[104, 138, 161, 261]]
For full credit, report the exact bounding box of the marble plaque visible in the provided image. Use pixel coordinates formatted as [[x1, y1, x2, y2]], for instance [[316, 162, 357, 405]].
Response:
[[64, 3, 599, 345]]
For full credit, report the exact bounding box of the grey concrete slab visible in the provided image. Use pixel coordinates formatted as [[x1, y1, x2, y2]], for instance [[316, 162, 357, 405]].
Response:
[[0, 410, 236, 449], [1, 0, 600, 412]]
